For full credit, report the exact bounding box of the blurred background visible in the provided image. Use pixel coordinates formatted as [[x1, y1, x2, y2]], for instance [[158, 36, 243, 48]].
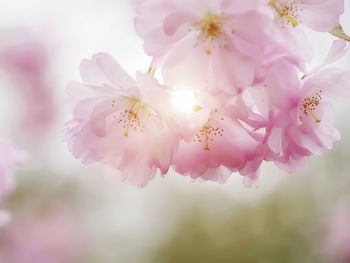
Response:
[[0, 1, 350, 262]]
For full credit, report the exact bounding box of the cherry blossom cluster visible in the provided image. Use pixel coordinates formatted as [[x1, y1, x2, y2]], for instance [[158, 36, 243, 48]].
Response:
[[65, 0, 350, 187]]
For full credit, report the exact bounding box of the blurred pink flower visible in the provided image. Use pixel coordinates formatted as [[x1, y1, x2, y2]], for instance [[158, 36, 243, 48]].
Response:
[[0, 30, 57, 136], [323, 201, 350, 263], [0, 207, 85, 263], [0, 210, 11, 227], [0, 141, 26, 226], [0, 141, 26, 200], [135, 0, 274, 94], [65, 53, 179, 187]]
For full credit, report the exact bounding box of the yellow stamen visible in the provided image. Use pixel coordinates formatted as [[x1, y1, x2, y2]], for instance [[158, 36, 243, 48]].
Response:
[[307, 109, 321, 124], [269, 0, 299, 27], [287, 16, 298, 28], [204, 127, 210, 151], [193, 105, 203, 112], [147, 66, 157, 76], [123, 117, 133, 137], [199, 13, 225, 39], [122, 97, 144, 137], [300, 91, 323, 124], [193, 110, 225, 151], [197, 12, 226, 55]]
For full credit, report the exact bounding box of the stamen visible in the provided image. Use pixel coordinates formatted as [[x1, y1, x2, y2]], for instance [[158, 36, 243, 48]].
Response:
[[299, 90, 322, 124], [204, 125, 210, 151], [269, 0, 301, 28], [114, 97, 146, 137], [199, 13, 225, 39], [147, 66, 157, 76], [193, 110, 224, 151], [307, 109, 321, 124], [123, 115, 133, 137], [196, 12, 227, 55], [206, 38, 214, 55], [193, 105, 203, 112], [287, 16, 298, 28]]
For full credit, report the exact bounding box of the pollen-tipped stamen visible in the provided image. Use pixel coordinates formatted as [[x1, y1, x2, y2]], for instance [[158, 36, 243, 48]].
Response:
[[269, 0, 299, 27], [147, 66, 157, 76], [193, 110, 225, 151], [203, 124, 210, 151], [300, 92, 322, 124], [123, 116, 133, 137], [307, 109, 321, 124], [123, 98, 143, 137], [199, 13, 225, 39], [197, 12, 225, 55]]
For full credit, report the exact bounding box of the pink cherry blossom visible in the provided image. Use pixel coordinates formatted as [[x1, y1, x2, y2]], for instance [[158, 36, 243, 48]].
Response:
[[268, 0, 344, 31], [0, 29, 57, 136], [274, 55, 349, 169], [240, 40, 350, 172], [135, 0, 275, 94], [65, 53, 179, 187], [268, 0, 344, 61], [168, 90, 261, 186]]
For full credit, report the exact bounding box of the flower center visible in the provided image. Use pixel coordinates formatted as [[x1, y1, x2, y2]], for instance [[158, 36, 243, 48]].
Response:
[[299, 90, 322, 124], [269, 0, 301, 27], [199, 13, 225, 39], [193, 110, 224, 151], [197, 13, 226, 54], [112, 97, 147, 137]]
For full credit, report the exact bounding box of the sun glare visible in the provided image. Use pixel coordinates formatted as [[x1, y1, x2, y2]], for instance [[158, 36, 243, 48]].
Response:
[[171, 88, 197, 114]]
